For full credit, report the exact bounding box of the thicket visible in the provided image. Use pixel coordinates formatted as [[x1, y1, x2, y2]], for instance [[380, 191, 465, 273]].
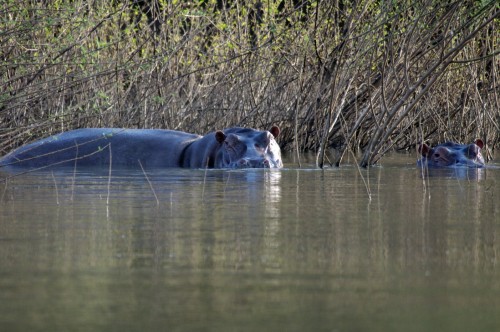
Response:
[[1, 0, 498, 166]]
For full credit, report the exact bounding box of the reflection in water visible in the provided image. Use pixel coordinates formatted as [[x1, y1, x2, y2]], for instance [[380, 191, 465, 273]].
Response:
[[419, 166, 486, 181], [0, 157, 499, 331], [261, 170, 282, 271]]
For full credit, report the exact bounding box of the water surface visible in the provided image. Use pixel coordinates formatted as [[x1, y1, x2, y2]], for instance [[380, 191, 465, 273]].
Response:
[[1, 154, 499, 332]]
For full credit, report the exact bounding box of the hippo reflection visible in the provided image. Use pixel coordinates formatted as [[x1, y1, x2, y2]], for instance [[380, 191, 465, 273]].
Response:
[[418, 139, 485, 168], [0, 127, 283, 169]]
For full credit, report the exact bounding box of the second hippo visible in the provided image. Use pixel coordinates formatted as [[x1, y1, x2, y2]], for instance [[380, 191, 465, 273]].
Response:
[[418, 139, 485, 168], [0, 126, 283, 170]]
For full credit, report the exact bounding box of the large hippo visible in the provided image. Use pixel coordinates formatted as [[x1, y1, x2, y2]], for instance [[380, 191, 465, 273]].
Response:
[[0, 126, 283, 169], [417, 139, 485, 168]]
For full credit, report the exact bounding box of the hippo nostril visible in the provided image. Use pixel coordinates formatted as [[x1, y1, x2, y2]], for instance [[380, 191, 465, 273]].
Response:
[[233, 158, 275, 168]]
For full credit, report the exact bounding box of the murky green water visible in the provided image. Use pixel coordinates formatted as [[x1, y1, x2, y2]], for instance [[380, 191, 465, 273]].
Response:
[[1, 154, 499, 332]]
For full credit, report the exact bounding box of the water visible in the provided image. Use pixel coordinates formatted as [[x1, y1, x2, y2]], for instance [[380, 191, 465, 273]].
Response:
[[1, 153, 499, 332]]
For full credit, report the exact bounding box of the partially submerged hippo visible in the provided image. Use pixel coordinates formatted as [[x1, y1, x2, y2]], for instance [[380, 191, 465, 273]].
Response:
[[0, 127, 283, 170], [418, 139, 485, 168]]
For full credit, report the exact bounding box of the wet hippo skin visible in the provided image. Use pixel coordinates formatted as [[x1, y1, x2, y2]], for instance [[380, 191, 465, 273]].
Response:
[[418, 139, 485, 168], [0, 127, 283, 169]]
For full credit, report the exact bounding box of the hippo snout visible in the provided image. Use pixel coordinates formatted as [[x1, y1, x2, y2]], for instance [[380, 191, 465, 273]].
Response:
[[234, 158, 272, 168]]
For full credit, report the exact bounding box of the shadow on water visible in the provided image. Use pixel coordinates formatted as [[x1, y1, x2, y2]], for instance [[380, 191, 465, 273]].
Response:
[[0, 153, 499, 332]]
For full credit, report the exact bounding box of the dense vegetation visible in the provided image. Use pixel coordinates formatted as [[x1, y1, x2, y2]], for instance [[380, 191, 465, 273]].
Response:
[[1, 0, 498, 166]]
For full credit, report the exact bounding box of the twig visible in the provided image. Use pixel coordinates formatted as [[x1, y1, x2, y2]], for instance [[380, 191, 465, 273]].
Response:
[[138, 159, 159, 206], [71, 140, 78, 202], [106, 143, 112, 206], [349, 148, 371, 201], [51, 171, 59, 205], [1, 178, 8, 203], [202, 161, 209, 202]]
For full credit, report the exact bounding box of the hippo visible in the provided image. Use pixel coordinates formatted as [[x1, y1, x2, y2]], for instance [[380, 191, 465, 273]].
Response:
[[417, 139, 485, 168], [0, 126, 283, 170]]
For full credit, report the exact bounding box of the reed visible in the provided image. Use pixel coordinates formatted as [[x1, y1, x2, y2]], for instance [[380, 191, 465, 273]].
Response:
[[1, 1, 498, 167], [138, 159, 159, 206], [51, 171, 59, 205]]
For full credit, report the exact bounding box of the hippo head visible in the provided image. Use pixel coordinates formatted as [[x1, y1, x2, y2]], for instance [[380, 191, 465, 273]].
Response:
[[418, 139, 485, 168], [214, 126, 283, 168]]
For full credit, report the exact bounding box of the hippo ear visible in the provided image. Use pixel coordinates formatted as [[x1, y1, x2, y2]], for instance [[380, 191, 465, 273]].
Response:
[[418, 143, 430, 156], [269, 126, 280, 138], [475, 139, 484, 149], [215, 131, 226, 143]]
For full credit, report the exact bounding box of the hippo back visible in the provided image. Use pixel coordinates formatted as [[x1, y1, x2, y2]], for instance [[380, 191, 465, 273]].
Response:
[[0, 128, 201, 169]]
